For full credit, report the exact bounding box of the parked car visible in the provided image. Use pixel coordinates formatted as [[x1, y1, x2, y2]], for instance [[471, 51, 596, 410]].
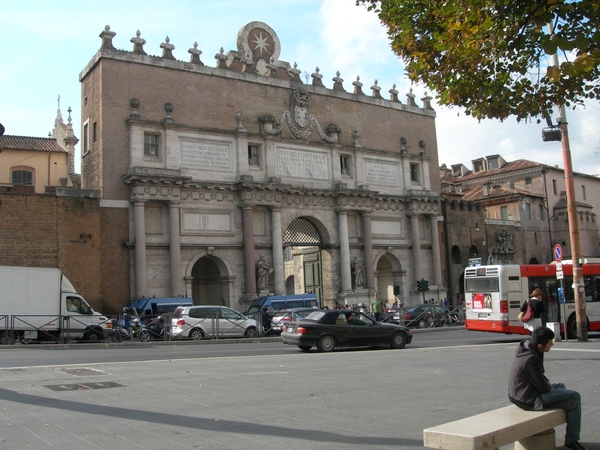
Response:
[[281, 309, 412, 352], [394, 304, 451, 328], [269, 308, 320, 334], [171, 306, 257, 340], [127, 297, 193, 325]]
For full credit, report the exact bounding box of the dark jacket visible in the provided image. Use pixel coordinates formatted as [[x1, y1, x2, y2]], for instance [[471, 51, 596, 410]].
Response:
[[521, 297, 545, 318], [521, 297, 545, 326], [508, 339, 552, 410]]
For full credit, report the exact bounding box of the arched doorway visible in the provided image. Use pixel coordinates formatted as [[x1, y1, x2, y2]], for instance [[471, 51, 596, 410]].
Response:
[[375, 252, 403, 307], [283, 217, 324, 305], [190, 256, 229, 306]]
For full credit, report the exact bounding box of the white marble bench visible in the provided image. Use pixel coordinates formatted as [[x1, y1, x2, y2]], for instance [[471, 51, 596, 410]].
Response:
[[423, 404, 566, 450]]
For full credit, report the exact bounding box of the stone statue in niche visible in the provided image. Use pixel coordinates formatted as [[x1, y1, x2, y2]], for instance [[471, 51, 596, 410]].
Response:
[[256, 254, 273, 293], [352, 255, 364, 289]]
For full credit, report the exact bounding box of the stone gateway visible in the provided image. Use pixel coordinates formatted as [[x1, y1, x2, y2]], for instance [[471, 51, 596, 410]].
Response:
[[80, 22, 445, 313]]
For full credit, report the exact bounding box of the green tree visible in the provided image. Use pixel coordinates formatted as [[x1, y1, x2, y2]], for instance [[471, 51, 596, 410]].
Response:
[[357, 0, 600, 121]]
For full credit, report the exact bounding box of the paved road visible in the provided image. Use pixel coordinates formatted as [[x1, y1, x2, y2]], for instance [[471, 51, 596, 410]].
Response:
[[0, 330, 598, 449], [0, 328, 530, 368]]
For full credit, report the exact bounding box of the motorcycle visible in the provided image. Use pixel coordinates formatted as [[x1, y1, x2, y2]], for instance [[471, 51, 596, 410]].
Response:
[[139, 316, 168, 342]]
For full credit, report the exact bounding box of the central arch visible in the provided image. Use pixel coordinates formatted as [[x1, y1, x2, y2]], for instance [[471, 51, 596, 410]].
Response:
[[283, 217, 327, 305]]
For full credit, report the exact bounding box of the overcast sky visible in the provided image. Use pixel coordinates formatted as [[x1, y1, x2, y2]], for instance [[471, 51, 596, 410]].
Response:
[[2, 0, 599, 176]]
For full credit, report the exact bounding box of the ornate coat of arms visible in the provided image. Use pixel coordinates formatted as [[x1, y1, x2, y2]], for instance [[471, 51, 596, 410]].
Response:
[[291, 88, 310, 129]]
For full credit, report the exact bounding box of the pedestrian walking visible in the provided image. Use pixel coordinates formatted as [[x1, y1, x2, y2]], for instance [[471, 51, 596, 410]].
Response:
[[370, 292, 384, 322]]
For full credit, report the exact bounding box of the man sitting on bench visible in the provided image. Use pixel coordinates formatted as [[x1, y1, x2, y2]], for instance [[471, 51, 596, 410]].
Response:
[[508, 326, 587, 450]]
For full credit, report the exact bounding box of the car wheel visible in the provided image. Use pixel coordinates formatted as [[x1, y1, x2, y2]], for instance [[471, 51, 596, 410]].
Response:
[[390, 332, 407, 349], [139, 330, 150, 342], [418, 319, 427, 328], [244, 326, 258, 338], [298, 345, 312, 352], [189, 328, 204, 340], [317, 335, 336, 352]]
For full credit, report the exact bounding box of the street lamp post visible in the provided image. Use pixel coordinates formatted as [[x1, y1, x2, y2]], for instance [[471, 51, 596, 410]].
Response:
[[548, 23, 587, 341]]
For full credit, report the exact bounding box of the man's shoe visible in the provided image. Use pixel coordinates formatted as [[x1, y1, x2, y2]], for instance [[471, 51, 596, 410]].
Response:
[[565, 441, 588, 450]]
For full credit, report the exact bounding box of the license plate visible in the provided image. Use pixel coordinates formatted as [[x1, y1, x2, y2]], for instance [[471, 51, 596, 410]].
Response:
[[478, 313, 487, 319]]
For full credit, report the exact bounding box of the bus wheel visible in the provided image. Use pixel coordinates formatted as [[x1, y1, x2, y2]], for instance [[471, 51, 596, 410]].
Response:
[[567, 314, 589, 339]]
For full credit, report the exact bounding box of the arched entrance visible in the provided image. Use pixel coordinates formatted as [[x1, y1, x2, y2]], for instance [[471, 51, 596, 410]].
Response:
[[375, 252, 403, 306], [190, 256, 230, 306], [283, 217, 324, 305]]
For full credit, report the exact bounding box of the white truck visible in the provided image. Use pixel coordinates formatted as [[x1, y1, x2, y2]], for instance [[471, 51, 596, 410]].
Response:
[[0, 266, 112, 343]]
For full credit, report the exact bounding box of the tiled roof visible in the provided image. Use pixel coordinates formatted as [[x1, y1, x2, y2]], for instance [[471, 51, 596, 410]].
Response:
[[446, 159, 544, 182], [462, 184, 545, 201], [0, 135, 66, 153]]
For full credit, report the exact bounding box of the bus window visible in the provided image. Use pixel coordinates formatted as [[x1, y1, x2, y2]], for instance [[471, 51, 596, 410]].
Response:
[[584, 276, 593, 302], [544, 279, 560, 323], [595, 276, 600, 302], [465, 278, 499, 293]]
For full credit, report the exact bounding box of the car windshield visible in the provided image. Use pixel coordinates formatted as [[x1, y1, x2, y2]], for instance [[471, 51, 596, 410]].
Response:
[[305, 311, 326, 321], [245, 297, 268, 315]]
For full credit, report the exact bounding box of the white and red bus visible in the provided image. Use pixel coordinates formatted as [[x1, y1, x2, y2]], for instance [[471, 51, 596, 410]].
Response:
[[464, 261, 600, 338]]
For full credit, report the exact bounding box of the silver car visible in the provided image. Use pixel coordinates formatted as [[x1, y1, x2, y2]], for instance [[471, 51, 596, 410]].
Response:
[[171, 305, 258, 340], [269, 307, 320, 334]]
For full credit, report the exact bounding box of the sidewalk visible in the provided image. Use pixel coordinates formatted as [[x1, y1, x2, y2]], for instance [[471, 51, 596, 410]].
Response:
[[0, 331, 598, 449]]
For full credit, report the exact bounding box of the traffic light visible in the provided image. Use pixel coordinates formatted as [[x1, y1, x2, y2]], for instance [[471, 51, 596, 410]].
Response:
[[423, 279, 429, 292], [416, 280, 422, 292], [393, 285, 400, 295]]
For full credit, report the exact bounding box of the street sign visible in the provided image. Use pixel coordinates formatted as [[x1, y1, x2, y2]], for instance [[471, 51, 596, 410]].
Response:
[[554, 244, 563, 262], [556, 270, 564, 280], [556, 263, 562, 271]]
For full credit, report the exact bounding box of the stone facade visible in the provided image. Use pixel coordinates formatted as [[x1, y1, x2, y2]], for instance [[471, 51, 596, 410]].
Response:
[[80, 23, 445, 311]]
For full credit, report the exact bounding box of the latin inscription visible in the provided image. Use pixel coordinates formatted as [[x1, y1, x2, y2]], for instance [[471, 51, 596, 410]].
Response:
[[181, 140, 231, 168], [276, 148, 328, 180], [365, 161, 399, 184]]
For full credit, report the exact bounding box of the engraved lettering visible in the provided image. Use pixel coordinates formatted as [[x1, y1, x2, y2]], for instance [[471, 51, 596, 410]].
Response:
[[276, 148, 328, 180], [181, 140, 231, 168]]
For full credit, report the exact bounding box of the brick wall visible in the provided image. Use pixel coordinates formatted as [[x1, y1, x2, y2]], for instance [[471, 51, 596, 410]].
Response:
[[0, 192, 105, 313]]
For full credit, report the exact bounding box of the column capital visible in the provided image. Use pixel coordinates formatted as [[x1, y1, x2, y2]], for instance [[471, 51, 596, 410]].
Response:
[[269, 205, 282, 212], [168, 200, 181, 207]]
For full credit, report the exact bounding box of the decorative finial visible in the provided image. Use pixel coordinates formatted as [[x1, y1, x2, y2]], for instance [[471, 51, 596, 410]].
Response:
[[188, 41, 203, 65]]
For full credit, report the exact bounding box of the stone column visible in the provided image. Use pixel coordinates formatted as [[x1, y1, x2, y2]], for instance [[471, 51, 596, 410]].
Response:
[[168, 201, 182, 296], [362, 212, 374, 290], [410, 213, 422, 281], [338, 210, 352, 292], [270, 206, 285, 295], [430, 215, 443, 286], [133, 200, 147, 297], [242, 205, 256, 295]]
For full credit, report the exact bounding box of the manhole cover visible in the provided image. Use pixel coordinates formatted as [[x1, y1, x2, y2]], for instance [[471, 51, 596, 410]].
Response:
[[57, 368, 107, 376], [44, 381, 124, 391]]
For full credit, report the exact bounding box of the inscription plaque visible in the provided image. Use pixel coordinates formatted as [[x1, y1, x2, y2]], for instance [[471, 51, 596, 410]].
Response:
[[181, 140, 231, 168], [365, 161, 399, 184], [276, 148, 328, 180]]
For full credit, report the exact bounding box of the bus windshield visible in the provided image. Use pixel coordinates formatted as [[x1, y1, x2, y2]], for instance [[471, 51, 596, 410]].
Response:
[[465, 278, 499, 293]]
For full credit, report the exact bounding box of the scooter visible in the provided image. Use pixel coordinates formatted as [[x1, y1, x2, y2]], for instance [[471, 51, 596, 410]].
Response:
[[139, 316, 168, 342]]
